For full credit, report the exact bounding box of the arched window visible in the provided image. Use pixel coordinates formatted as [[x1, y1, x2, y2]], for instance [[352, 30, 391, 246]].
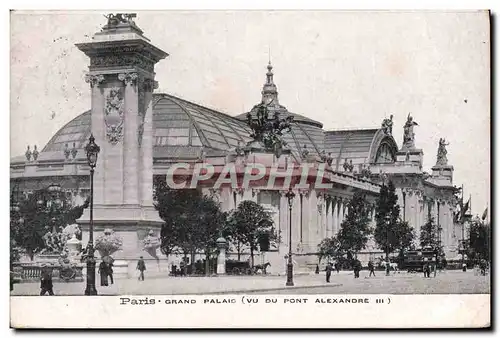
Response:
[[375, 143, 395, 164]]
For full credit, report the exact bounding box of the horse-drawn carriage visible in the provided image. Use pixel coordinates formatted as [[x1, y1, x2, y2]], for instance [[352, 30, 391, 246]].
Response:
[[225, 259, 271, 275]]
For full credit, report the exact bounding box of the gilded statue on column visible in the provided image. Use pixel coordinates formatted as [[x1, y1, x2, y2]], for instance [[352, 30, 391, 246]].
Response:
[[402, 113, 418, 150], [436, 138, 449, 166]]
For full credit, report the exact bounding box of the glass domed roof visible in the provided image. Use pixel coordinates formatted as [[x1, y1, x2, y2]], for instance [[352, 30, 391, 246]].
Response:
[[28, 93, 327, 162], [15, 62, 330, 163]]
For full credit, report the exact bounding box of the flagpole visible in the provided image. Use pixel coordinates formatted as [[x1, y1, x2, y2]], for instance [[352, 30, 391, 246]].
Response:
[[461, 185, 465, 270], [469, 194, 472, 216]]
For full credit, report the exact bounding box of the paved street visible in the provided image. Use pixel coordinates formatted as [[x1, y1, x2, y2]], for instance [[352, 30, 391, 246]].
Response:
[[11, 270, 489, 296], [257, 270, 491, 294]]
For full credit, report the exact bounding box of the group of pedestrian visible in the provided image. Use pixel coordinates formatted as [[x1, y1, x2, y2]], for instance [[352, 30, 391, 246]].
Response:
[[40, 264, 54, 296], [98, 259, 114, 286], [352, 259, 362, 278], [368, 260, 376, 277], [323, 259, 374, 282], [423, 259, 436, 278]]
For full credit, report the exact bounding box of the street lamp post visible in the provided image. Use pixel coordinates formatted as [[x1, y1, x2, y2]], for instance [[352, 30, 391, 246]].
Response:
[[285, 188, 296, 286], [385, 214, 390, 276], [84, 134, 100, 296], [47, 184, 62, 233]]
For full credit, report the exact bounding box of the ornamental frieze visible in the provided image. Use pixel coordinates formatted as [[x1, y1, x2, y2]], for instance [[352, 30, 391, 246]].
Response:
[[90, 54, 154, 72], [84, 74, 105, 88], [104, 87, 124, 145]]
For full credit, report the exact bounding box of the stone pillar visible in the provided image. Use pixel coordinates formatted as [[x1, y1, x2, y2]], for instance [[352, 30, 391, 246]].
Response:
[[307, 190, 319, 252], [121, 73, 140, 205], [299, 191, 310, 250], [216, 237, 227, 275], [140, 78, 157, 208], [291, 192, 301, 246], [76, 17, 168, 263], [326, 198, 332, 238], [279, 191, 288, 252], [339, 199, 345, 228], [332, 198, 339, 236], [86, 74, 106, 206]]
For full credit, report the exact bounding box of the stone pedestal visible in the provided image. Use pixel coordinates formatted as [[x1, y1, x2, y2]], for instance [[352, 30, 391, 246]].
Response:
[[66, 234, 82, 264], [396, 148, 423, 168], [76, 16, 168, 264], [430, 164, 454, 186], [216, 237, 227, 275]]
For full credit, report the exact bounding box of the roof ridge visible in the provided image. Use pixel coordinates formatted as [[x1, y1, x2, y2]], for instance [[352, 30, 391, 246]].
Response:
[[155, 93, 248, 127], [325, 127, 380, 133]]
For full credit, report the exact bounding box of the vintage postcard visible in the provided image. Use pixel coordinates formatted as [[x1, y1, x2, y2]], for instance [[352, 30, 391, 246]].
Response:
[[9, 10, 490, 328]]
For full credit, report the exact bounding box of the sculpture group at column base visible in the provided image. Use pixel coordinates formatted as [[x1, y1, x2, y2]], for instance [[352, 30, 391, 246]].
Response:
[[77, 204, 164, 278]]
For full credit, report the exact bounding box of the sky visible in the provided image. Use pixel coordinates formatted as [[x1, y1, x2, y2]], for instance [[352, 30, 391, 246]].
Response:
[[10, 10, 490, 215]]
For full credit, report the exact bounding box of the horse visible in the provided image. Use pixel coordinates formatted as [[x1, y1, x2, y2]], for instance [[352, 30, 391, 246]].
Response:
[[253, 262, 271, 275]]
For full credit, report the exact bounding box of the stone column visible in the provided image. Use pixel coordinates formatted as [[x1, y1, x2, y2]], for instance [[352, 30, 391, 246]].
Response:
[[307, 190, 319, 251], [120, 72, 140, 205], [85, 74, 106, 205], [140, 78, 157, 208], [339, 199, 345, 228], [279, 191, 289, 252], [326, 198, 332, 238], [300, 191, 310, 251], [332, 198, 339, 236], [216, 237, 227, 275], [292, 191, 301, 248]]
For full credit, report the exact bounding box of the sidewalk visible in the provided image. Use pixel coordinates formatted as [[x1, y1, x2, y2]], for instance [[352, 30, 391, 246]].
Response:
[[11, 274, 341, 296]]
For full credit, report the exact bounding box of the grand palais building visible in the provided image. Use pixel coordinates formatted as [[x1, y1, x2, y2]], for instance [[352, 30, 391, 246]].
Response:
[[10, 15, 462, 273]]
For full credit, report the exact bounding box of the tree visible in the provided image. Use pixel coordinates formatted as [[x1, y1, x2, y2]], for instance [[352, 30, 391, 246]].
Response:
[[419, 216, 442, 254], [317, 236, 342, 264], [155, 177, 227, 275], [10, 188, 88, 261], [226, 200, 277, 267], [336, 191, 372, 259], [374, 181, 415, 273], [468, 217, 490, 262]]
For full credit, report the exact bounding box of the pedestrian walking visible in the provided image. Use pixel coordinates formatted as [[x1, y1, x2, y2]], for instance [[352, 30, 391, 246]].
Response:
[[39, 264, 54, 296], [353, 259, 361, 278], [137, 256, 146, 281], [368, 261, 376, 277], [334, 262, 340, 274], [107, 262, 114, 285], [479, 259, 487, 276], [98, 260, 109, 286], [423, 261, 430, 278], [325, 263, 333, 283]]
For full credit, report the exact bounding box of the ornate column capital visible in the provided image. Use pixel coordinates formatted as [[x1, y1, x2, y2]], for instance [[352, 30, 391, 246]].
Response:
[[298, 189, 310, 198], [143, 78, 159, 92], [208, 187, 222, 200], [234, 187, 245, 196], [85, 74, 105, 88], [118, 72, 139, 86]]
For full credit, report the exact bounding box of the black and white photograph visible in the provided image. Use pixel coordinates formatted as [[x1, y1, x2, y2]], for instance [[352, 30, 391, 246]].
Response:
[[9, 9, 491, 328]]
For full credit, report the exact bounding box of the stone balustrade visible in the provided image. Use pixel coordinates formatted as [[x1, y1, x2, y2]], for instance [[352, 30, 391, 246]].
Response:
[[12, 263, 84, 283]]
